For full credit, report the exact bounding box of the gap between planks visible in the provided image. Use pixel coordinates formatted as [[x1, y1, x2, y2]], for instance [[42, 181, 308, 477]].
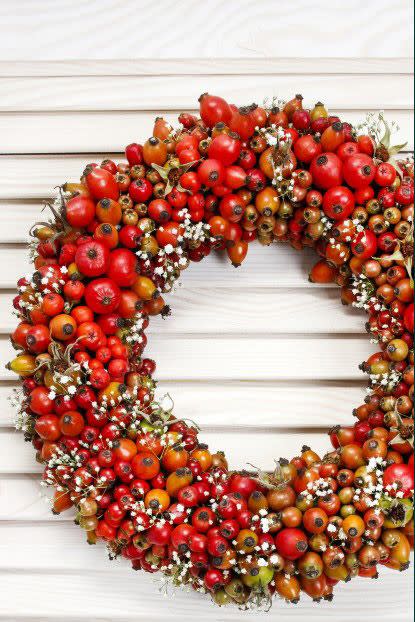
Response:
[[0, 74, 412, 111], [0, 568, 412, 621], [0, 58, 412, 76]]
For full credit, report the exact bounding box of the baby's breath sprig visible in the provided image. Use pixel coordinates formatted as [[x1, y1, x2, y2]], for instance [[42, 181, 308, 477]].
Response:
[[354, 111, 407, 162], [255, 125, 295, 200], [351, 273, 379, 311], [263, 96, 286, 112]]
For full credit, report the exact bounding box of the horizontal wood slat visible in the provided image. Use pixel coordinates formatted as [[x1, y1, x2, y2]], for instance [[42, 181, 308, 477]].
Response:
[[0, 526, 413, 591], [0, 243, 325, 288], [0, 58, 412, 77], [0, 110, 412, 154], [0, 427, 348, 473], [4, 431, 337, 510], [0, 476, 67, 521], [0, 202, 37, 241], [118, 336, 371, 381], [0, 380, 364, 428], [0, 522, 412, 620], [1, 144, 413, 202], [0, 26, 413, 618], [0, 0, 412, 62], [1, 333, 373, 382], [0, 287, 364, 335], [0, 154, 132, 198], [0, 568, 411, 620], [0, 74, 412, 111], [0, 155, 117, 199]]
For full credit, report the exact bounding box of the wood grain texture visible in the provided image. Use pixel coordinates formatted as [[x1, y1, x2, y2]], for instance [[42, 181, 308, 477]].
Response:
[[0, 141, 408, 198], [0, 74, 412, 111], [0, 380, 364, 428], [1, 525, 414, 610], [0, 0, 412, 60], [9, 520, 413, 575], [0, 569, 412, 621], [0, 242, 326, 288], [0, 333, 373, 382], [0, 287, 365, 335], [0, 110, 412, 153], [0, 202, 39, 241], [0, 58, 412, 77], [0, 476, 68, 521], [0, 427, 339, 473], [0, 5, 413, 617]]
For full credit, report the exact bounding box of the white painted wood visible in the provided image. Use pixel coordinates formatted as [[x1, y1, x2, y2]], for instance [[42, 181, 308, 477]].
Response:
[[1, 334, 373, 382], [0, 109, 412, 153], [0, 569, 412, 621], [0, 6, 413, 618], [0, 381, 364, 429], [0, 0, 412, 60], [0, 524, 109, 562], [1, 526, 414, 598], [0, 476, 68, 521], [2, 140, 413, 197], [0, 155, 103, 198], [0, 74, 412, 111], [19, 520, 415, 583], [0, 427, 338, 473], [0, 202, 39, 241], [144, 336, 372, 381], [0, 524, 412, 621], [0, 287, 365, 335], [0, 243, 328, 288], [0, 58, 411, 77]]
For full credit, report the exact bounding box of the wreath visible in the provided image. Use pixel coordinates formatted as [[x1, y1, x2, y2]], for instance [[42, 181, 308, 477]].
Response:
[[8, 93, 414, 610]]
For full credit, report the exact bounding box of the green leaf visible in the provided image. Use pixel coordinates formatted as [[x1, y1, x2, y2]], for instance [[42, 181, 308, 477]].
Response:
[[379, 116, 391, 148], [151, 163, 168, 179], [388, 142, 408, 157], [180, 159, 200, 172], [375, 248, 404, 262]]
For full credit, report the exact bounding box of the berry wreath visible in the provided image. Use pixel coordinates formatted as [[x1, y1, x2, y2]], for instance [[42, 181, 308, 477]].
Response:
[[8, 94, 414, 610]]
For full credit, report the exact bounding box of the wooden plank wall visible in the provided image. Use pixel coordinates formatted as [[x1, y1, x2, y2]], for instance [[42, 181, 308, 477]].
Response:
[[0, 1, 413, 619]]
